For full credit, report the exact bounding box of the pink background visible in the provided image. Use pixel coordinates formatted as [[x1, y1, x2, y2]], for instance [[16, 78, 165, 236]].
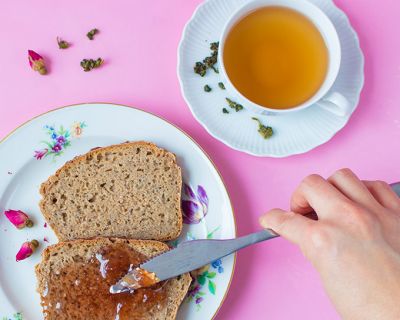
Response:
[[1, 0, 400, 319]]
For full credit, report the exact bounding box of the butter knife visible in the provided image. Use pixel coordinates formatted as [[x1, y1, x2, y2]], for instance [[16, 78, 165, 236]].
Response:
[[110, 228, 278, 293], [111, 182, 400, 294]]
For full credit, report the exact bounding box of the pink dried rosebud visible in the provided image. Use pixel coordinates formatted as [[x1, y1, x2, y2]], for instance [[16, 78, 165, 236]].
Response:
[[16, 240, 39, 262], [4, 210, 34, 229], [28, 50, 47, 75]]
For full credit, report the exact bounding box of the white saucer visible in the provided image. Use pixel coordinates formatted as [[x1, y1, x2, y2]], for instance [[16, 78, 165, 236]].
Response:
[[177, 0, 364, 157]]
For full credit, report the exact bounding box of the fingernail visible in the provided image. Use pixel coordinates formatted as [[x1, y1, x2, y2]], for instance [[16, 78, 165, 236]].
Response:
[[259, 215, 268, 228]]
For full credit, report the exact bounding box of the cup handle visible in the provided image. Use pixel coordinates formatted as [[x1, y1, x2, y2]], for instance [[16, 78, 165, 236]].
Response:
[[317, 92, 351, 117]]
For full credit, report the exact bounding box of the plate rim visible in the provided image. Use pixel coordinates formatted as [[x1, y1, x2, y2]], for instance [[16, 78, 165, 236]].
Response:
[[177, 0, 365, 158], [0, 101, 237, 320]]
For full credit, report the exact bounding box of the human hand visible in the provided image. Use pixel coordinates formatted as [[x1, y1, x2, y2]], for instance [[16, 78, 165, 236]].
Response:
[[259, 169, 400, 320]]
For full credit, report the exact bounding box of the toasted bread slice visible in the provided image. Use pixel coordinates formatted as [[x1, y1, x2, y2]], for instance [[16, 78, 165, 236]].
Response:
[[35, 238, 192, 320], [39, 142, 183, 241]]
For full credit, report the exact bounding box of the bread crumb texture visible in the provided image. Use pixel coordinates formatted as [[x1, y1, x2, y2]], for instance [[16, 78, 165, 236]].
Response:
[[39, 142, 183, 241]]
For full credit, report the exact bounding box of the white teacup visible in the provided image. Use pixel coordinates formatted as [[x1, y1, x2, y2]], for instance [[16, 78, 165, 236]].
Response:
[[218, 0, 350, 116]]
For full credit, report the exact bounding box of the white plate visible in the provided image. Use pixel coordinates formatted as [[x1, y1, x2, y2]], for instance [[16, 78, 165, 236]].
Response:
[[0, 103, 236, 320], [178, 0, 364, 157]]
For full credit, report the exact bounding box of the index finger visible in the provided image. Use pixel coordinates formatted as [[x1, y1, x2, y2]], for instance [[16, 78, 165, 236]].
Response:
[[290, 174, 351, 219]]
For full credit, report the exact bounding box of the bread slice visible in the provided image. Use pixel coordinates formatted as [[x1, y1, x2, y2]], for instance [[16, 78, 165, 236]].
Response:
[[39, 142, 183, 241], [35, 238, 192, 320]]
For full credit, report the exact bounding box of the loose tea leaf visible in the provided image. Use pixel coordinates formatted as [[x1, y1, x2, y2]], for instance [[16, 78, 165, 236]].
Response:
[[252, 117, 273, 139], [57, 37, 70, 49], [80, 58, 104, 71], [203, 55, 218, 73], [86, 28, 99, 40], [210, 42, 219, 53], [226, 98, 243, 112], [204, 85, 212, 92], [218, 82, 225, 90], [222, 108, 229, 114], [194, 62, 207, 77], [193, 41, 219, 76]]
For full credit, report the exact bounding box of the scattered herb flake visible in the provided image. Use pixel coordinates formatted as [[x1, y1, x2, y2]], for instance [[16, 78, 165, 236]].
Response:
[[57, 37, 70, 49], [226, 98, 243, 112], [204, 85, 212, 92], [218, 82, 225, 90], [222, 108, 229, 114], [252, 117, 273, 139], [86, 28, 99, 40], [80, 58, 104, 72]]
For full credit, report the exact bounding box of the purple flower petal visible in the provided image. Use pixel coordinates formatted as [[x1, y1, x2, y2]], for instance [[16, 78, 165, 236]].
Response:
[[182, 200, 201, 224], [56, 136, 66, 145], [197, 185, 209, 207], [195, 297, 204, 304], [188, 284, 201, 297], [183, 183, 196, 199], [52, 143, 62, 153]]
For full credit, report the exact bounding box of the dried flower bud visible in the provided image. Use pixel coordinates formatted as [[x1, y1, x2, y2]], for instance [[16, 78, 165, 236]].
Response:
[[57, 37, 70, 49], [28, 50, 47, 75], [4, 210, 34, 229], [16, 240, 39, 262]]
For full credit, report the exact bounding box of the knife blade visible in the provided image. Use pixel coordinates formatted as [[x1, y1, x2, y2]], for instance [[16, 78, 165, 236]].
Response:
[[110, 229, 278, 293], [110, 182, 400, 294]]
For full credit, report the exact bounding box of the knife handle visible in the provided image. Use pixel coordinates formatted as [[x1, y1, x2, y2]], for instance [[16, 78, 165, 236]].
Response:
[[210, 229, 279, 261], [226, 229, 279, 252], [390, 182, 400, 197]]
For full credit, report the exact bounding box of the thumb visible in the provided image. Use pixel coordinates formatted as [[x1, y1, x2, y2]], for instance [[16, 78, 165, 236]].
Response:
[[259, 208, 313, 246]]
